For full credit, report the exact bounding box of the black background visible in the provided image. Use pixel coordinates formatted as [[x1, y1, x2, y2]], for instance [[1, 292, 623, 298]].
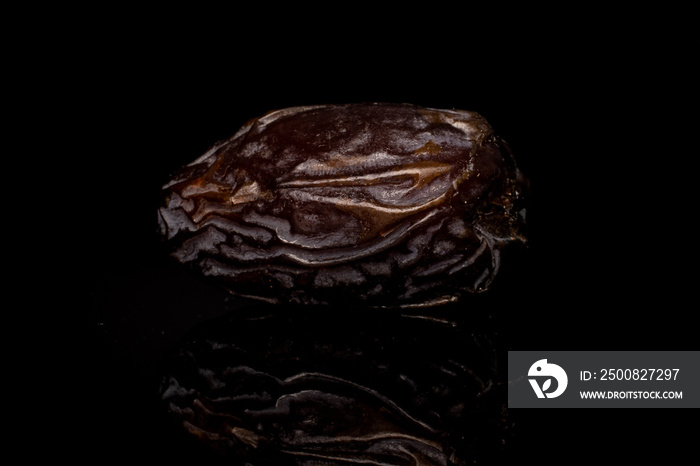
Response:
[[33, 4, 697, 464]]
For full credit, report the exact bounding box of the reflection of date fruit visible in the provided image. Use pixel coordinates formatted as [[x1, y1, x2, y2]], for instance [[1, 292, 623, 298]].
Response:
[[159, 308, 508, 465], [158, 103, 527, 308]]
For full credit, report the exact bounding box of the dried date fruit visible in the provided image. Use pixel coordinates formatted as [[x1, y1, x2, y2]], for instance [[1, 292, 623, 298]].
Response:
[[157, 103, 526, 307], [159, 307, 509, 465]]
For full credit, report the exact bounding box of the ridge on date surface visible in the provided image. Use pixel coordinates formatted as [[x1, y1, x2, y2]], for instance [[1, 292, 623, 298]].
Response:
[[157, 103, 527, 308]]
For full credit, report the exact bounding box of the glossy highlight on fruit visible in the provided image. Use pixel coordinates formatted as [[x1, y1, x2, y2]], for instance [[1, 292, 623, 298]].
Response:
[[157, 103, 526, 307]]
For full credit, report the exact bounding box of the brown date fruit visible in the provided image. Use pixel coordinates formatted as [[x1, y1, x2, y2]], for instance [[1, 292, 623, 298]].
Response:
[[157, 103, 526, 308]]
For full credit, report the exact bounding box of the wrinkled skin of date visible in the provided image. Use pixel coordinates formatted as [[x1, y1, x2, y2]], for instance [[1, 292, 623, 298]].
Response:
[[159, 307, 509, 465], [158, 103, 526, 307]]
